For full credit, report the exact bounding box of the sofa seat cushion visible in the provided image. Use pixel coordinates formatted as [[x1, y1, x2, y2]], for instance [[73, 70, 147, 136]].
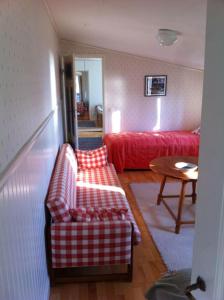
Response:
[[77, 163, 126, 207], [77, 164, 141, 244]]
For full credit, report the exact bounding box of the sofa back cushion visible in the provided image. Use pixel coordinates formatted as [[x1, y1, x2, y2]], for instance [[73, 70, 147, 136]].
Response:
[[47, 144, 77, 222], [76, 145, 108, 169]]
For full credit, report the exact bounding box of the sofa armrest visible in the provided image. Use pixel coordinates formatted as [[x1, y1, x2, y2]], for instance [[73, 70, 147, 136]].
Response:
[[50, 220, 133, 268]]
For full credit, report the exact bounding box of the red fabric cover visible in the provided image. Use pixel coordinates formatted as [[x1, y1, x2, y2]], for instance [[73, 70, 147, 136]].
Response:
[[69, 207, 128, 222], [47, 144, 77, 222], [51, 221, 132, 268], [76, 145, 107, 169], [103, 131, 200, 173], [77, 164, 141, 244]]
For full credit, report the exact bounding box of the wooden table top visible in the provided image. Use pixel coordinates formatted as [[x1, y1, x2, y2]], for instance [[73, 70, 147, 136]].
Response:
[[150, 156, 198, 181]]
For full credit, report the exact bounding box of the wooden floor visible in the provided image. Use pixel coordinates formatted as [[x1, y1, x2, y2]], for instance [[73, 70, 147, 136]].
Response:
[[50, 170, 167, 300], [78, 130, 103, 138]]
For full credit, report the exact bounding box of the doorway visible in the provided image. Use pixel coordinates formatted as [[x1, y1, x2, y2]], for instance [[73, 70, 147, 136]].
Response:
[[75, 57, 104, 150]]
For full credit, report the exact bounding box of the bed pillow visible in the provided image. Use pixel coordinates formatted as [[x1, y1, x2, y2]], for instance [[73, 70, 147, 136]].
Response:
[[76, 145, 107, 169], [192, 126, 200, 135], [69, 207, 128, 222]]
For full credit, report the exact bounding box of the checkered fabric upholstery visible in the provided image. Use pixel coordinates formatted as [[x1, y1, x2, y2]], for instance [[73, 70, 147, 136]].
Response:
[[76, 145, 107, 169], [47, 144, 77, 222], [69, 207, 128, 222], [48, 144, 141, 269], [51, 221, 132, 268], [76, 164, 141, 244]]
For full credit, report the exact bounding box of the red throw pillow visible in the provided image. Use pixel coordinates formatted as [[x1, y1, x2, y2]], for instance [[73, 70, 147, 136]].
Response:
[[69, 207, 128, 222], [76, 145, 108, 169]]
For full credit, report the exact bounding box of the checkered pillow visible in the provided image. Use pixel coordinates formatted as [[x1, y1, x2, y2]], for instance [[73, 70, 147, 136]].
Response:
[[69, 207, 128, 222], [76, 145, 108, 169]]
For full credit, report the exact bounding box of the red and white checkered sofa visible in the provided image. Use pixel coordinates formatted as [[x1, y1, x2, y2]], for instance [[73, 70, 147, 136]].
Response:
[[46, 144, 141, 283]]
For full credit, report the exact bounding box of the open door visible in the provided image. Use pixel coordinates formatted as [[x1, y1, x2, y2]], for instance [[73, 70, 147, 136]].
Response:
[[60, 55, 78, 148], [191, 1, 224, 299]]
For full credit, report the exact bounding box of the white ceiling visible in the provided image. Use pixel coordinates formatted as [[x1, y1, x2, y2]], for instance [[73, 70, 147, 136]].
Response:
[[46, 0, 207, 70]]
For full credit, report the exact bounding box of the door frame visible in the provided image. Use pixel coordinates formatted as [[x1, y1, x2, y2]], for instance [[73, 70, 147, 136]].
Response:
[[191, 0, 224, 299], [60, 56, 68, 142], [60, 54, 79, 147]]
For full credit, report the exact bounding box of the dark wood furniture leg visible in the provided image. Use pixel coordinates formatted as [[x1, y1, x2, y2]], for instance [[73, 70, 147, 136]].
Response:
[[175, 180, 187, 234], [157, 176, 167, 205], [156, 178, 196, 234], [192, 180, 197, 204]]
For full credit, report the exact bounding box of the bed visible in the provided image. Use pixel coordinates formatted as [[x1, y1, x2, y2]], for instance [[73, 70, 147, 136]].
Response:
[[103, 131, 200, 173]]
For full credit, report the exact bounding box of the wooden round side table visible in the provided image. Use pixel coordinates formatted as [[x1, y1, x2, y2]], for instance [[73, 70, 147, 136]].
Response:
[[150, 156, 198, 234]]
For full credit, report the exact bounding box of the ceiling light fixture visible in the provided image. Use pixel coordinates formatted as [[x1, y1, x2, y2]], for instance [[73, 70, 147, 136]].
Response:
[[157, 29, 179, 46]]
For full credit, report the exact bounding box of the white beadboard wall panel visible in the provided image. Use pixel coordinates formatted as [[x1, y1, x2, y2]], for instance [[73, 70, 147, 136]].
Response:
[[0, 0, 62, 299], [0, 109, 62, 300], [60, 40, 203, 133], [0, 0, 60, 174]]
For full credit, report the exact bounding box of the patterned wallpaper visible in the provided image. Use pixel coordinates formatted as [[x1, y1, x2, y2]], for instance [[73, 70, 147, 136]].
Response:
[[60, 40, 203, 133], [0, 0, 59, 174]]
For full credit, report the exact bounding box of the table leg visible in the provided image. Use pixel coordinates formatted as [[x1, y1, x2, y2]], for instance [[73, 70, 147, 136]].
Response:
[[175, 180, 187, 234], [157, 176, 167, 205], [192, 180, 197, 204]]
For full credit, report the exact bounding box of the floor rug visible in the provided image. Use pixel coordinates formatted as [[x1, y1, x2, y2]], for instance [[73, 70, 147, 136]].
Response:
[[78, 137, 103, 150], [78, 120, 96, 128], [130, 182, 195, 271]]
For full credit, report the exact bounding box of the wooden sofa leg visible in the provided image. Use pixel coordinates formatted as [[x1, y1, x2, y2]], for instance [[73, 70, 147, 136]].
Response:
[[127, 263, 133, 282], [127, 222, 134, 282]]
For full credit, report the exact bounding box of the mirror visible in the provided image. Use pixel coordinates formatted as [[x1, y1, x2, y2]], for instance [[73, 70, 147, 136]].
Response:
[[75, 58, 103, 129], [76, 71, 89, 120]]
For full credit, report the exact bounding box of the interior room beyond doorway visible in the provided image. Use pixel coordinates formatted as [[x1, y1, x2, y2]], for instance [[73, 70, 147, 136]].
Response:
[[75, 57, 104, 150]]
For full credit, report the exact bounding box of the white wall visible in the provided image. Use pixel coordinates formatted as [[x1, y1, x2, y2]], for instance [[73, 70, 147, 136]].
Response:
[[61, 40, 203, 133], [0, 0, 60, 174], [0, 1, 62, 299], [0, 111, 62, 300], [75, 58, 103, 120]]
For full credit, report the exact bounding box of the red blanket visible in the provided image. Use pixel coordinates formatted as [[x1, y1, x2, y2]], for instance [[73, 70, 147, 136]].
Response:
[[103, 131, 200, 173]]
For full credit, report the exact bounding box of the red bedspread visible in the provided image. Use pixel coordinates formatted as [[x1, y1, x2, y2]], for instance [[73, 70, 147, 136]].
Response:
[[103, 131, 200, 173]]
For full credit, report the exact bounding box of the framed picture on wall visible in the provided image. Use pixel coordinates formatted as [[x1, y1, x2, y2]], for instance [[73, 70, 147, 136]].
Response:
[[144, 75, 167, 96]]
